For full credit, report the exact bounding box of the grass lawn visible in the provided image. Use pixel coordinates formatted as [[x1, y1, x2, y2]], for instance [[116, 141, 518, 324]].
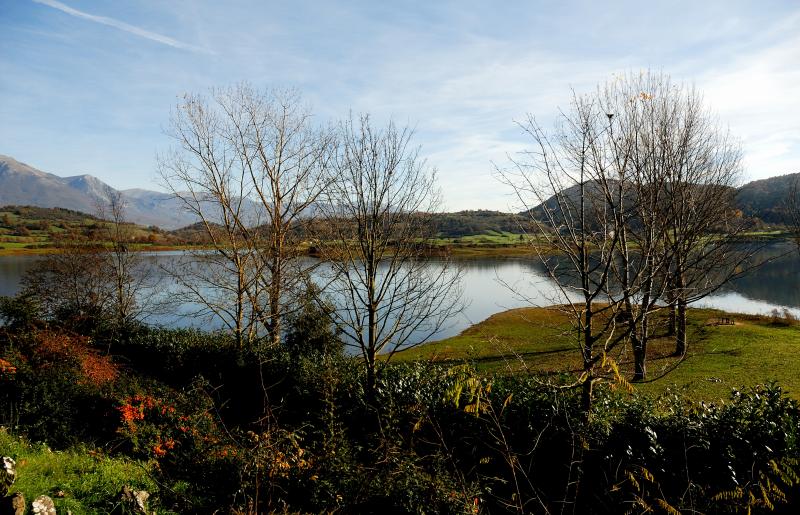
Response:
[[394, 306, 800, 401]]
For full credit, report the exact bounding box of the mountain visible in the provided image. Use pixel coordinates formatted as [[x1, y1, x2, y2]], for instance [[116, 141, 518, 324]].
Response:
[[0, 155, 196, 229]]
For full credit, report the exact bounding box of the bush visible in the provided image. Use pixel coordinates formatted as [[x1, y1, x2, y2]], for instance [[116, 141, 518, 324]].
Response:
[[1, 331, 121, 447], [2, 317, 799, 513], [284, 285, 343, 359]]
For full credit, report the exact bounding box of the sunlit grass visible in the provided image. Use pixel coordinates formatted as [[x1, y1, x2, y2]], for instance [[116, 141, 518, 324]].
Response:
[[0, 429, 164, 515], [394, 306, 800, 401]]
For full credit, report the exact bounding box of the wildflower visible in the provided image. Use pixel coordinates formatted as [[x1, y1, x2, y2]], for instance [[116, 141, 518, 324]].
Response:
[[152, 444, 167, 458]]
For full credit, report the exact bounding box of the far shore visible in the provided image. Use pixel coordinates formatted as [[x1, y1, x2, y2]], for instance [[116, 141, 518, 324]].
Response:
[[2, 230, 789, 258]]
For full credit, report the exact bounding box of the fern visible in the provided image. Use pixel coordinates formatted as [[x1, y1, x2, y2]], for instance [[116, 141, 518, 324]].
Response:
[[712, 457, 799, 513]]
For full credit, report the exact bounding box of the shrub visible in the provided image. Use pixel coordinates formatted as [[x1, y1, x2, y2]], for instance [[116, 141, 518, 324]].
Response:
[[0, 331, 120, 447]]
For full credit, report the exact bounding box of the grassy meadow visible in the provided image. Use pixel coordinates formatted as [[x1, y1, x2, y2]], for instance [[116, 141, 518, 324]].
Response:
[[394, 306, 800, 401]]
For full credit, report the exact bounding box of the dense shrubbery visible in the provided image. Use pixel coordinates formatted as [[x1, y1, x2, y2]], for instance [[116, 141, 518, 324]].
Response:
[[1, 300, 800, 513]]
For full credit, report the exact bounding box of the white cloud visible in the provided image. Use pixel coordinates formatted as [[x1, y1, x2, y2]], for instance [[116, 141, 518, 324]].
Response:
[[695, 13, 800, 181]]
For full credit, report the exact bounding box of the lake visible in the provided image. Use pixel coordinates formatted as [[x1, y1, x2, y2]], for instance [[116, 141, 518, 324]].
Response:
[[1, 243, 799, 342]]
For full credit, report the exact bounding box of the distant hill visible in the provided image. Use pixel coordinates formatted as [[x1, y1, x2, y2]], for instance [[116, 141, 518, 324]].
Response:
[[0, 155, 196, 229], [525, 174, 800, 227], [2, 153, 798, 233], [432, 210, 525, 237], [735, 173, 800, 224], [0, 205, 179, 252]]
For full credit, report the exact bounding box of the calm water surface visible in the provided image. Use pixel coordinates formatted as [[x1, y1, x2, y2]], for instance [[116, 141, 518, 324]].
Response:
[[1, 244, 799, 341]]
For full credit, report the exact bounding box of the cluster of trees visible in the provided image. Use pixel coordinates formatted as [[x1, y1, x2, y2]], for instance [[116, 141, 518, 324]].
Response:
[[13, 188, 157, 336], [153, 85, 463, 394], [500, 72, 761, 410]]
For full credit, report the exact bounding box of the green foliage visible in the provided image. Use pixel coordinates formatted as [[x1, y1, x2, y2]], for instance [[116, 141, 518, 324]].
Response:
[[2, 313, 800, 513], [0, 294, 40, 329], [284, 285, 343, 359]]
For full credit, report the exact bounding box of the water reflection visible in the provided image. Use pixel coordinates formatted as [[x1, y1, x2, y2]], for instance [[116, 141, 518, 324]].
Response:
[[1, 243, 799, 338]]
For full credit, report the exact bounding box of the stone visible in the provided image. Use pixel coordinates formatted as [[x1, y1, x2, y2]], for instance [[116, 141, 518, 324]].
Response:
[[31, 495, 56, 515], [10, 493, 24, 515], [0, 458, 14, 496], [119, 486, 150, 514]]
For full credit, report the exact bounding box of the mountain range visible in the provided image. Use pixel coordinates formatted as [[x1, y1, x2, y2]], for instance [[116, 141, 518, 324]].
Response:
[[0, 155, 196, 229], [1, 154, 798, 230]]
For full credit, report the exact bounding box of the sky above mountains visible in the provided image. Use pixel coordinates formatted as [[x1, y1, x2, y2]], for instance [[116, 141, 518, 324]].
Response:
[[1, 0, 798, 211]]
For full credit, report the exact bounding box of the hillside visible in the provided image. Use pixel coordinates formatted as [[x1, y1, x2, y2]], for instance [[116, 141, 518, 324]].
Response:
[[525, 174, 800, 227], [735, 172, 800, 224], [431, 210, 525, 237], [2, 153, 798, 234], [0, 205, 193, 253]]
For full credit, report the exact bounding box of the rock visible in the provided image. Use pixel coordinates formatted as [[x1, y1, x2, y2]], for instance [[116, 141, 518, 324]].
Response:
[[31, 495, 56, 515], [0, 492, 25, 515], [0, 458, 15, 495], [11, 493, 25, 515], [119, 486, 149, 514]]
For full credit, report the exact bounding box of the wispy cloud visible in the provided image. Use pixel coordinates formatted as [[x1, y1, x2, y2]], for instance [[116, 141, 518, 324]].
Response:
[[31, 0, 213, 54]]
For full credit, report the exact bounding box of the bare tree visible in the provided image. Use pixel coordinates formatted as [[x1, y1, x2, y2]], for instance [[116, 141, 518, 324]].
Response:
[[596, 74, 690, 381], [501, 71, 758, 392], [21, 232, 112, 327], [498, 92, 630, 412], [21, 190, 156, 334], [651, 83, 753, 356], [94, 186, 158, 333], [158, 84, 333, 348], [317, 114, 464, 397]]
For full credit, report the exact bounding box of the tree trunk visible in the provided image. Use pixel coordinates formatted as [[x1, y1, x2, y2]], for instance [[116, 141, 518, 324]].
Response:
[[673, 268, 687, 355], [675, 299, 687, 356], [581, 373, 593, 416], [667, 303, 676, 336], [632, 335, 646, 381], [365, 348, 377, 406], [581, 305, 594, 416], [269, 254, 282, 347]]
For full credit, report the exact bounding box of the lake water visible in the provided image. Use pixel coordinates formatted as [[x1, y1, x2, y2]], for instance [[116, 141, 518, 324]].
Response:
[[1, 243, 799, 342]]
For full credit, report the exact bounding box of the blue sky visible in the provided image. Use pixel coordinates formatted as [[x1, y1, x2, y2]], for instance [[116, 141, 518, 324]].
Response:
[[1, 0, 798, 210]]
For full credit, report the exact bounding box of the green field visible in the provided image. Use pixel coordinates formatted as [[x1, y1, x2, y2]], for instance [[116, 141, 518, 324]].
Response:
[[394, 306, 800, 401], [434, 230, 530, 245], [0, 206, 185, 255]]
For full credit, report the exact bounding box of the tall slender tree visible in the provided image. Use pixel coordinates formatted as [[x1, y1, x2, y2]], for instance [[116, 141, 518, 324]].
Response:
[[317, 114, 464, 397]]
